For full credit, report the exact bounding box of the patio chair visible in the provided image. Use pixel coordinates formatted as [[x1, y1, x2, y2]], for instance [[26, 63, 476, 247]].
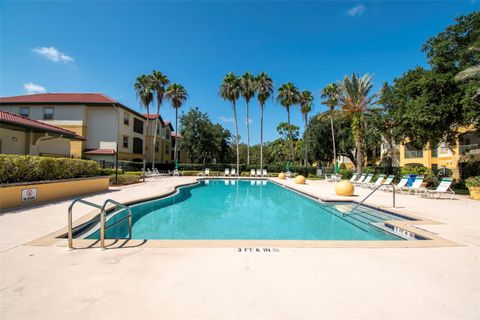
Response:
[[356, 174, 373, 186], [366, 175, 385, 189], [286, 171, 292, 178], [205, 168, 210, 176], [231, 168, 237, 176], [353, 174, 367, 185], [419, 177, 455, 199], [402, 175, 425, 195], [324, 174, 333, 182], [349, 174, 358, 182], [391, 175, 409, 192], [379, 175, 395, 190], [262, 169, 268, 177], [224, 168, 230, 176], [250, 169, 256, 177], [334, 174, 342, 182], [172, 169, 180, 176], [256, 169, 262, 177]]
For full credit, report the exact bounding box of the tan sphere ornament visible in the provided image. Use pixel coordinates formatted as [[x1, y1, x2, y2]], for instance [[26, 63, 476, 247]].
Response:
[[335, 180, 354, 196], [278, 172, 286, 180], [295, 175, 306, 184]]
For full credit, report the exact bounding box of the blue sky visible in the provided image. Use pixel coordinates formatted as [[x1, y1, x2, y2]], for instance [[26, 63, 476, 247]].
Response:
[[1, 1, 478, 144]]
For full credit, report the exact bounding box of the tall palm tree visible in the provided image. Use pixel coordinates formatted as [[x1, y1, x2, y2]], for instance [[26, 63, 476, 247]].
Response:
[[219, 72, 241, 174], [256, 72, 274, 172], [149, 70, 170, 169], [339, 73, 376, 178], [134, 74, 154, 177], [166, 83, 188, 168], [277, 82, 300, 162], [299, 90, 313, 166], [321, 83, 341, 173], [239, 72, 256, 165]]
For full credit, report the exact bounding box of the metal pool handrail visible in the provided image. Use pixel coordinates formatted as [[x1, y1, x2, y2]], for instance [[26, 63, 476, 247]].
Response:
[[68, 198, 132, 250], [344, 183, 395, 217], [68, 199, 102, 249]]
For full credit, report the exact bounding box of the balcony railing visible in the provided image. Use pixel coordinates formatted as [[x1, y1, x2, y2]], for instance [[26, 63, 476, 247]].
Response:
[[460, 143, 480, 155], [404, 150, 423, 158]]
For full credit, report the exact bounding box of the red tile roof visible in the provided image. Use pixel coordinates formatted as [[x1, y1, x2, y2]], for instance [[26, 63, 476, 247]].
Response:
[[84, 148, 116, 155], [0, 93, 117, 104], [163, 120, 171, 125], [0, 109, 84, 140], [142, 114, 159, 120]]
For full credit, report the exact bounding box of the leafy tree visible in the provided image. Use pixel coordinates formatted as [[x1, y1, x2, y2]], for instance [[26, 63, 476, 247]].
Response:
[[277, 122, 300, 141], [239, 72, 256, 165], [381, 12, 480, 148], [320, 83, 341, 172], [339, 73, 376, 177], [299, 90, 313, 165], [179, 108, 232, 164], [256, 72, 274, 171], [149, 70, 170, 169], [219, 73, 241, 173], [134, 74, 154, 173], [165, 83, 188, 167], [277, 82, 300, 161]]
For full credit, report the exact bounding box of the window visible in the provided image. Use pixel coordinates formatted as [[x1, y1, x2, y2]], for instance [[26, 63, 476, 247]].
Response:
[[440, 143, 447, 153], [431, 148, 438, 157], [123, 112, 130, 126], [19, 107, 29, 117], [43, 107, 54, 120], [133, 137, 143, 154], [133, 118, 144, 134], [123, 135, 129, 148]]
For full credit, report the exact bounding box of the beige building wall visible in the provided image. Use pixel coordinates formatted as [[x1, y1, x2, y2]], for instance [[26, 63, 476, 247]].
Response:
[[0, 127, 27, 154]]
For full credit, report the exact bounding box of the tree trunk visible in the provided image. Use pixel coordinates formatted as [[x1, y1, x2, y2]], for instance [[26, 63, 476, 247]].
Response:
[[355, 138, 363, 178], [152, 105, 160, 169], [330, 111, 337, 173], [233, 101, 240, 175], [287, 106, 293, 163], [260, 104, 264, 171], [143, 108, 150, 181], [246, 100, 250, 165], [304, 115, 308, 166], [174, 108, 178, 167]]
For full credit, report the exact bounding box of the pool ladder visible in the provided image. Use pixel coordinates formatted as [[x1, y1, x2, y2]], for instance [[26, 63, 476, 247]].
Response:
[[68, 198, 132, 250], [343, 183, 396, 217]]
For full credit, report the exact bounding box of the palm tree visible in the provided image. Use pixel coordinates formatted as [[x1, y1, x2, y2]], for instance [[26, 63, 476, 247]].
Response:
[[239, 72, 256, 165], [219, 72, 241, 174], [134, 74, 154, 177], [299, 90, 313, 166], [149, 70, 170, 169], [256, 72, 274, 172], [455, 48, 480, 100], [166, 83, 188, 168], [338, 73, 376, 178], [277, 82, 300, 162], [321, 83, 341, 173]]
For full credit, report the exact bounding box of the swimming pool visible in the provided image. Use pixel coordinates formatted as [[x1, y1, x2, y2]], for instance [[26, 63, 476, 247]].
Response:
[[83, 180, 410, 241]]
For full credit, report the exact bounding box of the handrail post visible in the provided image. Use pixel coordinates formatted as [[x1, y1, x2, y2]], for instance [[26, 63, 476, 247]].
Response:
[[68, 206, 73, 249], [128, 208, 133, 239], [100, 209, 106, 249], [392, 184, 395, 208]]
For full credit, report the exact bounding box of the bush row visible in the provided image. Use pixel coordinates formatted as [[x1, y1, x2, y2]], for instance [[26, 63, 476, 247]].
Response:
[[176, 163, 317, 176], [0, 155, 100, 184], [109, 174, 141, 185]]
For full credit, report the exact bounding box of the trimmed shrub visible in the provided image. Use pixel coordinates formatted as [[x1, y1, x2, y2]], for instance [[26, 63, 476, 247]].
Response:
[[400, 165, 436, 186], [0, 154, 100, 184], [109, 174, 140, 185]]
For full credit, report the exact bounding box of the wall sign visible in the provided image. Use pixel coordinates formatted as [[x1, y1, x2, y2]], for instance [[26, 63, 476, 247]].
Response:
[[21, 188, 37, 202]]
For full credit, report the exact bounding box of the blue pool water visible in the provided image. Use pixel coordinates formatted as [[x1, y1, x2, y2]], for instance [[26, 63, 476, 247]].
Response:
[[85, 180, 404, 241]]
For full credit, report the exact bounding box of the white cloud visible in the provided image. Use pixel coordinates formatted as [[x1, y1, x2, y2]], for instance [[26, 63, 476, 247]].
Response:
[[32, 46, 74, 63], [24, 82, 47, 94], [220, 116, 235, 123], [346, 5, 365, 17]]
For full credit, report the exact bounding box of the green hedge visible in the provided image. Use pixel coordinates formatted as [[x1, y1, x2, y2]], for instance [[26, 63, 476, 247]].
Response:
[[109, 174, 141, 185], [0, 155, 100, 184], [177, 163, 317, 176]]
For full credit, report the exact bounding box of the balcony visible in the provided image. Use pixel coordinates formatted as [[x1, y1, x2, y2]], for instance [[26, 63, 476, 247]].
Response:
[[460, 143, 480, 155], [404, 150, 423, 158]]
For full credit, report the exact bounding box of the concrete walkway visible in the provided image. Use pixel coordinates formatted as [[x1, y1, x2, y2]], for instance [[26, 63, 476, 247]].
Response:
[[1, 177, 479, 319]]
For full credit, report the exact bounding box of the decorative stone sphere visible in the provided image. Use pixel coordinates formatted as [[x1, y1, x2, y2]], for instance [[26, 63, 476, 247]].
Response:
[[278, 172, 286, 180], [295, 175, 306, 184], [335, 180, 354, 196]]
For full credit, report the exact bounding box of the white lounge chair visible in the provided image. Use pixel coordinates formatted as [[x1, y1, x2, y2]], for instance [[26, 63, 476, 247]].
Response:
[[334, 174, 342, 182], [420, 178, 455, 199], [231, 168, 237, 176], [349, 174, 358, 182], [172, 169, 180, 176], [205, 168, 210, 176], [250, 169, 256, 177], [262, 169, 268, 177], [256, 169, 262, 177], [366, 175, 385, 189], [353, 174, 367, 185], [379, 175, 395, 190], [224, 168, 230, 176], [391, 175, 409, 192], [286, 171, 292, 178], [357, 174, 373, 186], [402, 176, 425, 195]]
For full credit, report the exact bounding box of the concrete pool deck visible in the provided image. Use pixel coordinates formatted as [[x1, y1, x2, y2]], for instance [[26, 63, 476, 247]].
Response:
[[1, 177, 479, 319]]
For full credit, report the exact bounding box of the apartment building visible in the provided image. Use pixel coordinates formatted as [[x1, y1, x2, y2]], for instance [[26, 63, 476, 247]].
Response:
[[0, 93, 176, 165]]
